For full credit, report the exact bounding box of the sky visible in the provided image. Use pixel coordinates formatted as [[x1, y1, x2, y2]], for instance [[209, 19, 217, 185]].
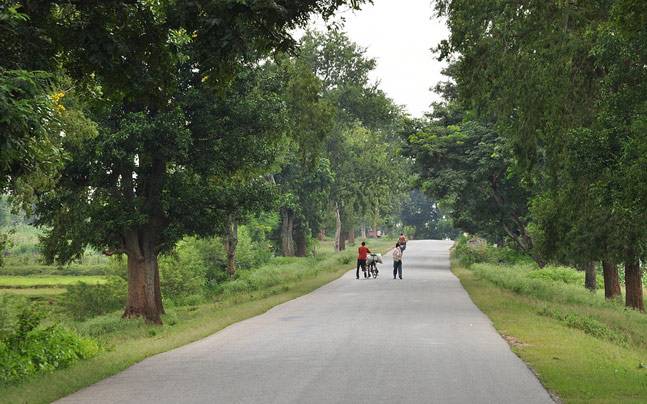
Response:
[[317, 0, 450, 117]]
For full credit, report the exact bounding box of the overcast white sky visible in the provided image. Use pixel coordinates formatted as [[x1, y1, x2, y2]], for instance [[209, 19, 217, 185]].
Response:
[[310, 0, 450, 117]]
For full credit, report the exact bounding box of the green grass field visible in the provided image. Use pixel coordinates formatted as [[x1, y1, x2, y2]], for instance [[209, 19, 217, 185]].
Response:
[[0, 275, 108, 289], [453, 262, 647, 403], [0, 287, 66, 296], [0, 238, 395, 404]]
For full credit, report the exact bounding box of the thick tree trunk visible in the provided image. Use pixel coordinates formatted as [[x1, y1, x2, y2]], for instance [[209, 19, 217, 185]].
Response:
[[624, 251, 644, 311], [583, 261, 596, 292], [348, 227, 355, 245], [360, 223, 366, 239], [334, 204, 342, 252], [280, 208, 295, 256], [602, 260, 621, 300], [294, 223, 308, 257], [224, 216, 238, 277], [372, 218, 378, 238], [123, 251, 163, 324]]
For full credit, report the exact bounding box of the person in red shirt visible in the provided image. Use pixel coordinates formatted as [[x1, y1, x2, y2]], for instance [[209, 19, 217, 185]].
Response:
[[357, 241, 371, 279]]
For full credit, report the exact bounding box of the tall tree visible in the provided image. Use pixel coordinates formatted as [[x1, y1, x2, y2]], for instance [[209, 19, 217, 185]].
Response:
[[435, 0, 646, 308], [24, 0, 370, 323]]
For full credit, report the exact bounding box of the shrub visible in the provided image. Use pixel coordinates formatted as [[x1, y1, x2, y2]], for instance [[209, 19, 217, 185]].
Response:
[[159, 238, 210, 300], [62, 276, 127, 320], [527, 266, 582, 285], [236, 226, 273, 269], [160, 229, 275, 300], [452, 235, 530, 266], [0, 306, 99, 386]]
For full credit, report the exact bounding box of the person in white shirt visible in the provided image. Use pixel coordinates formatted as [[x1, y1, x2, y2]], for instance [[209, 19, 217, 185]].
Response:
[[393, 242, 403, 279]]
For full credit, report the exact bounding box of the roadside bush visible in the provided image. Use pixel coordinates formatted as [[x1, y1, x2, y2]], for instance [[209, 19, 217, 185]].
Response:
[[527, 266, 582, 285], [160, 229, 275, 300], [0, 306, 99, 386], [159, 238, 210, 300], [236, 226, 273, 269], [452, 235, 527, 266], [62, 277, 127, 320]]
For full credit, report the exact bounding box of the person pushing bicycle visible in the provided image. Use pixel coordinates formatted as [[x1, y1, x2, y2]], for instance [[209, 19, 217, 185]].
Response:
[[356, 241, 371, 279]]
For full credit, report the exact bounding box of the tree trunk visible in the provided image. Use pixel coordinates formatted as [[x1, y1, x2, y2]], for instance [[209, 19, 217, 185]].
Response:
[[280, 208, 295, 256], [339, 231, 346, 251], [624, 250, 644, 311], [318, 229, 325, 241], [334, 204, 342, 252], [224, 216, 238, 277], [583, 261, 596, 292], [501, 222, 546, 268], [348, 227, 355, 245], [602, 260, 621, 300], [372, 217, 378, 238], [153, 258, 164, 315], [123, 250, 163, 324], [360, 223, 366, 239], [294, 223, 308, 257]]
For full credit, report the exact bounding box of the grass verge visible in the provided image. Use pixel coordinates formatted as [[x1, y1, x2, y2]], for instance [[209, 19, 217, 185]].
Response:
[[452, 262, 647, 403], [0, 239, 393, 404]]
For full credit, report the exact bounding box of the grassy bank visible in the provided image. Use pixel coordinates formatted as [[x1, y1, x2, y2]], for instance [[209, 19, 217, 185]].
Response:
[[453, 261, 647, 403], [0, 238, 393, 404]]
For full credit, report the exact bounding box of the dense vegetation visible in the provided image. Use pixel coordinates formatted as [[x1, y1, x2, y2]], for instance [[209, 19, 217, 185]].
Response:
[[404, 1, 647, 311], [2, 0, 646, 400], [0, 0, 447, 391]]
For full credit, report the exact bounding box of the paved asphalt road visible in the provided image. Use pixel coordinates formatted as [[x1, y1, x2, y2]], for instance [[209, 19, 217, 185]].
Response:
[[59, 240, 553, 404]]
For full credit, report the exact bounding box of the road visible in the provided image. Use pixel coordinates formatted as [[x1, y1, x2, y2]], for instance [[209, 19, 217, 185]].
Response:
[[59, 240, 553, 404]]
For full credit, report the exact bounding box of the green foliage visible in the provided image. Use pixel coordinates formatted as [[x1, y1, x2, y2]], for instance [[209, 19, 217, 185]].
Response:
[[404, 109, 539, 262], [400, 189, 458, 240], [217, 252, 343, 297], [527, 267, 584, 286], [0, 295, 23, 341], [159, 228, 274, 301], [235, 227, 273, 270], [61, 277, 126, 320], [538, 307, 627, 346], [159, 239, 210, 302], [435, 1, 647, 306], [452, 235, 529, 267], [0, 276, 107, 289], [0, 305, 99, 386]]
